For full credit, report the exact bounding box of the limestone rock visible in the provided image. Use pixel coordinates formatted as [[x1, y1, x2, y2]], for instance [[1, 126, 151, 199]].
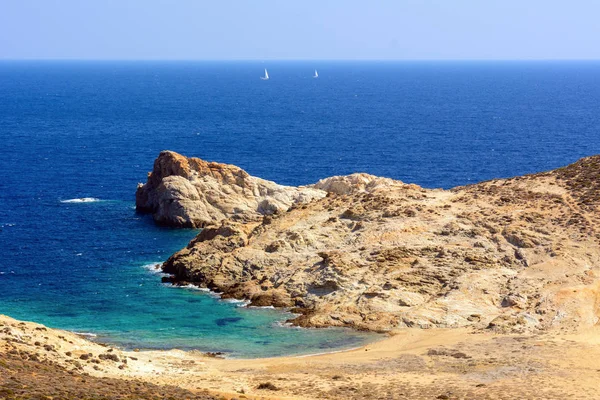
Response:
[[147, 152, 600, 333], [136, 151, 326, 227], [312, 173, 395, 195]]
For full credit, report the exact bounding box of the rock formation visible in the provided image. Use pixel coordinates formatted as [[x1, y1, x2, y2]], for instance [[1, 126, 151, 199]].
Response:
[[142, 151, 600, 333], [136, 150, 325, 228]]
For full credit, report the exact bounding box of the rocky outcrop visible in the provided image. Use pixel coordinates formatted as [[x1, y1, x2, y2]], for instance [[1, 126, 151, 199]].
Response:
[[151, 152, 600, 333], [136, 151, 325, 227]]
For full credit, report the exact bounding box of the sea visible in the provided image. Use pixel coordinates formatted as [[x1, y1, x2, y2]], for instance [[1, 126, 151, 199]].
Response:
[[1, 61, 599, 358]]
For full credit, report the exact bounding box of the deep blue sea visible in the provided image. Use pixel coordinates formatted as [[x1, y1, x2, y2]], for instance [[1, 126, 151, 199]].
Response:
[[1, 61, 600, 357]]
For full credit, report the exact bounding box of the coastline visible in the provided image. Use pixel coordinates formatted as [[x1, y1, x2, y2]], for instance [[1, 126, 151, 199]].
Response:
[[140, 151, 600, 335], [25, 259, 378, 359], [4, 154, 600, 398], [2, 313, 600, 399], [3, 59, 600, 399]]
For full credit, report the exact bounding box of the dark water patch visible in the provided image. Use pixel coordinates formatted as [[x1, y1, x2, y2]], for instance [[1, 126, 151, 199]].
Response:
[[215, 317, 244, 327]]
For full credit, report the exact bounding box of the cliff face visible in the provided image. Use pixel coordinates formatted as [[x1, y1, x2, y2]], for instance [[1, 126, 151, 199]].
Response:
[[136, 151, 325, 227], [146, 152, 600, 333]]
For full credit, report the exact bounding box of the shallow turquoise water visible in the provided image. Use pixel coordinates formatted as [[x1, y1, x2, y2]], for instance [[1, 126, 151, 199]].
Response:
[[0, 199, 375, 358]]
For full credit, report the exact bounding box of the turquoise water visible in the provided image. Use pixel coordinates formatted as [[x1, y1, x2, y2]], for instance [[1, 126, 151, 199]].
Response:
[[0, 199, 374, 358], [2, 61, 600, 357]]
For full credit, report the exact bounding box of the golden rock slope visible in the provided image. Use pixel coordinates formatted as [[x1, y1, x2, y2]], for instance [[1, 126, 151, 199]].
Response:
[[138, 151, 600, 333]]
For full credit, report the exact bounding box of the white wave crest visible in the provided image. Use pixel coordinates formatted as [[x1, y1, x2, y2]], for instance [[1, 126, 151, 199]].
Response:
[[162, 282, 212, 292], [222, 298, 252, 307], [273, 320, 303, 329], [61, 197, 102, 203], [72, 331, 98, 338], [248, 305, 276, 309], [141, 263, 164, 275], [180, 284, 205, 291]]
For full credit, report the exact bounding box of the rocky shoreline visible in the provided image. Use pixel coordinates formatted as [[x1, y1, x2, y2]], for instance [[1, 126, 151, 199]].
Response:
[[137, 151, 600, 334], [1, 153, 599, 399]]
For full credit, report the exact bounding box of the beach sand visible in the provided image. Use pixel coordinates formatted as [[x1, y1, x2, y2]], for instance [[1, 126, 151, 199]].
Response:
[[2, 314, 599, 399]]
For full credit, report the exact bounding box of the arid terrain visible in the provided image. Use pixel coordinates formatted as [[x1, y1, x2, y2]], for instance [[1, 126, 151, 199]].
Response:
[[2, 152, 600, 399], [2, 315, 600, 399], [138, 151, 600, 334]]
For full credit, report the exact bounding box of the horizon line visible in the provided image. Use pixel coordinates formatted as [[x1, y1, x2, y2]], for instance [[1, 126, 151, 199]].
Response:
[[2, 58, 600, 62]]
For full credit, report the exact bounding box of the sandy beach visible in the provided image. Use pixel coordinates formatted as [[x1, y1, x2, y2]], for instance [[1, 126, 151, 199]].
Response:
[[2, 314, 599, 399]]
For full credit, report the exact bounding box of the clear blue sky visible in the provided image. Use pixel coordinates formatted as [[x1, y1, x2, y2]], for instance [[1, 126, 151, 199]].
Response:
[[1, 0, 598, 60]]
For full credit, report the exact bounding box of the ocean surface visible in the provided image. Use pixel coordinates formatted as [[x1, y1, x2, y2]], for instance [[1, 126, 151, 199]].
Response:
[[1, 61, 600, 357]]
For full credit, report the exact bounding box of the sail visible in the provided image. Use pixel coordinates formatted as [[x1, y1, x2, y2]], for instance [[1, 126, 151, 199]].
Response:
[[265, 69, 269, 79], [314, 69, 319, 78]]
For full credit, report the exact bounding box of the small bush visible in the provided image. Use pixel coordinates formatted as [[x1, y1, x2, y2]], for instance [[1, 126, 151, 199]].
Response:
[[257, 382, 279, 391]]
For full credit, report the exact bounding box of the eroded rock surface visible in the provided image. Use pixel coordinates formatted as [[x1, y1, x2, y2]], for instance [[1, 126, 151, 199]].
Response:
[[136, 150, 325, 227], [147, 152, 600, 333]]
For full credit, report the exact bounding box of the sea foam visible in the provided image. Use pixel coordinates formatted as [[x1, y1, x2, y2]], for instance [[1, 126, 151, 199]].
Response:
[[72, 331, 98, 338], [60, 197, 102, 203], [162, 282, 211, 292], [223, 298, 252, 307], [141, 262, 163, 273], [141, 262, 169, 278], [162, 282, 224, 298]]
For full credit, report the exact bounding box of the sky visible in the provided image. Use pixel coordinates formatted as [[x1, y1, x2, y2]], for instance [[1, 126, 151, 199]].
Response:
[[1, 0, 599, 60]]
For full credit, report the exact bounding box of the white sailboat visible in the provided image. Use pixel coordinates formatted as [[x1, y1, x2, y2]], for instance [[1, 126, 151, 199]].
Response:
[[313, 69, 319, 78], [261, 68, 269, 80]]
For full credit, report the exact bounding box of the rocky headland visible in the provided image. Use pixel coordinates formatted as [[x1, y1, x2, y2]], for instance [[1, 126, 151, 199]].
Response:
[[137, 151, 600, 334], [2, 153, 599, 400]]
